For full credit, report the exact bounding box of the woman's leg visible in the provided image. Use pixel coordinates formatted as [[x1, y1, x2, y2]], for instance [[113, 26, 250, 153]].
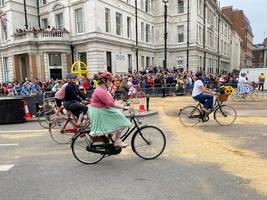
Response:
[[114, 130, 128, 147]]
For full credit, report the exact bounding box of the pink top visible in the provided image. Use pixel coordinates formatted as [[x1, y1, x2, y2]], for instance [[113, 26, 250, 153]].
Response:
[[55, 83, 68, 99], [91, 86, 115, 108]]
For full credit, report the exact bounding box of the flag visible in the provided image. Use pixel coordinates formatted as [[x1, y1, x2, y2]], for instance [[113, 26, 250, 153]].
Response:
[[1, 15, 7, 31]]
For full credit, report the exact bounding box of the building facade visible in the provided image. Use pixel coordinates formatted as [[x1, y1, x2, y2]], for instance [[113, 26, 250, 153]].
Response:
[[230, 31, 241, 72], [222, 6, 253, 69], [252, 38, 267, 67], [0, 0, 232, 82]]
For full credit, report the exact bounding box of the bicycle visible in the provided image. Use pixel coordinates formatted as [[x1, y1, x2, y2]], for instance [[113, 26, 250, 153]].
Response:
[[179, 95, 237, 127], [71, 108, 166, 164], [49, 109, 90, 144], [37, 92, 58, 129], [231, 82, 264, 102]]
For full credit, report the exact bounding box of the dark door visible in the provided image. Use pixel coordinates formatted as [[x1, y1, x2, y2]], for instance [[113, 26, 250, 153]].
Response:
[[106, 52, 112, 73], [50, 69, 62, 80]]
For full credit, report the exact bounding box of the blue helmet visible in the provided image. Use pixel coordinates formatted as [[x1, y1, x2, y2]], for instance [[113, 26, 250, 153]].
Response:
[[66, 73, 77, 79]]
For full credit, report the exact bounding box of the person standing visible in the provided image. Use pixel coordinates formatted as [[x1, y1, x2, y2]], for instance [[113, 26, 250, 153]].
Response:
[[258, 73, 265, 91]]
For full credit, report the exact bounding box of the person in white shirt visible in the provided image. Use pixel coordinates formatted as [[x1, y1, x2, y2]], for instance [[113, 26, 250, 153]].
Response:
[[192, 71, 217, 114]]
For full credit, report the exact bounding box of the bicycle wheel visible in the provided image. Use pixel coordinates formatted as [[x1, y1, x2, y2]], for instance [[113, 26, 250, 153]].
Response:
[[38, 110, 53, 129], [231, 91, 244, 102], [214, 105, 237, 126], [49, 117, 76, 144], [250, 90, 264, 102], [179, 106, 202, 127], [71, 131, 105, 164], [131, 126, 166, 160]]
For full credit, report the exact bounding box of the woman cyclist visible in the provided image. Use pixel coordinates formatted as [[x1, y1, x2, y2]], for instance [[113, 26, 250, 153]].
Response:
[[237, 73, 253, 98], [89, 71, 131, 148], [192, 71, 217, 114]]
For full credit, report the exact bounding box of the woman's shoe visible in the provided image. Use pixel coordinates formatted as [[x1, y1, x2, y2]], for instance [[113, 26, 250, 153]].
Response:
[[114, 141, 128, 148]]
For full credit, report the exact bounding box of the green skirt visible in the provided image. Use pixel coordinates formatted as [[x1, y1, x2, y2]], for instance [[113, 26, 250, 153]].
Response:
[[88, 107, 131, 135]]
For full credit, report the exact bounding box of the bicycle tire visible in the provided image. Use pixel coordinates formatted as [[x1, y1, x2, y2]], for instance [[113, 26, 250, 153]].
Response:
[[250, 90, 264, 102], [71, 131, 105, 164], [179, 106, 202, 127], [131, 126, 166, 160], [38, 110, 53, 129], [49, 117, 75, 144], [231, 91, 243, 102], [214, 105, 237, 126]]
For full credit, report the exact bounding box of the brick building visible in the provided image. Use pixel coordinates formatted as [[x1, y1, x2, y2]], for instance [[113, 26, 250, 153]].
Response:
[[222, 6, 253, 68]]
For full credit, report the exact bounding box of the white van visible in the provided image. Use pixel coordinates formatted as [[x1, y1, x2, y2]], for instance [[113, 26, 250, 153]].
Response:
[[239, 68, 267, 90]]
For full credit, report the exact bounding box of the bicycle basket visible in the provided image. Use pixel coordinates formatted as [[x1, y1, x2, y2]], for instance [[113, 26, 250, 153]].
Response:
[[218, 94, 229, 102]]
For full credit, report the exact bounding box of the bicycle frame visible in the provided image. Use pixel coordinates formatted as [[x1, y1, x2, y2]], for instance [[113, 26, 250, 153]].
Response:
[[59, 112, 90, 135], [195, 99, 223, 117], [120, 116, 142, 142]]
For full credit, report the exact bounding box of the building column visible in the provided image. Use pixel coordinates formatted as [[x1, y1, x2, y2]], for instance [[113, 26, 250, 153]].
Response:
[[29, 54, 38, 80], [40, 54, 46, 81], [13, 55, 20, 81]]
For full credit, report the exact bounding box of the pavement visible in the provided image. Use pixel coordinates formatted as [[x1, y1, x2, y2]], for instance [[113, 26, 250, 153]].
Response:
[[0, 96, 267, 200]]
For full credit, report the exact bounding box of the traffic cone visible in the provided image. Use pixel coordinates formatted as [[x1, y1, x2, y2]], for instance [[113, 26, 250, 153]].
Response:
[[24, 100, 32, 121], [139, 95, 145, 112]]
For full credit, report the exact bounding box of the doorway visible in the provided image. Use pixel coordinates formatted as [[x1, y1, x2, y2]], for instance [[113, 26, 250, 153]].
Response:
[[50, 68, 62, 80]]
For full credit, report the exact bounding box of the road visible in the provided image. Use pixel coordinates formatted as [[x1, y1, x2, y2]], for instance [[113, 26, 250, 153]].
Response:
[[0, 96, 267, 200]]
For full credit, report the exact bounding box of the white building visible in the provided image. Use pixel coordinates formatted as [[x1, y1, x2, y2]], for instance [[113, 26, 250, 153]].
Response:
[[230, 31, 241, 72], [0, 0, 232, 82]]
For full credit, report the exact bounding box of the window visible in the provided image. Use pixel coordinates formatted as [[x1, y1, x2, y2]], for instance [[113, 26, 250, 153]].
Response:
[[106, 52, 112, 73], [141, 56, 145, 69], [145, 24, 150, 43], [146, 57, 150, 67], [128, 54, 132, 72], [0, 0, 5, 6], [105, 8, 110, 33], [55, 13, 64, 29], [177, 56, 184, 67], [145, 0, 150, 13], [141, 22, 144, 41], [178, 0, 184, 14], [39, 0, 46, 6], [49, 53, 62, 66], [3, 57, 10, 82], [127, 17, 131, 38], [41, 18, 48, 29], [79, 52, 87, 64], [116, 12, 122, 36], [177, 25, 184, 43], [75, 8, 84, 33]]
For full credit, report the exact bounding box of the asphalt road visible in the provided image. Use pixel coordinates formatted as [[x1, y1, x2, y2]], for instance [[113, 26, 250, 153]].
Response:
[[0, 97, 267, 200]]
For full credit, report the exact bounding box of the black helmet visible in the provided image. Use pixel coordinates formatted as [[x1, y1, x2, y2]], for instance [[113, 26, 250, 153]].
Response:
[[195, 71, 203, 77]]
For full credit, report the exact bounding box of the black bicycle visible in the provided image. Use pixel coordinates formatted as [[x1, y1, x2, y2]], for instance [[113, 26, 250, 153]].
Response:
[[179, 97, 237, 127], [71, 109, 166, 164]]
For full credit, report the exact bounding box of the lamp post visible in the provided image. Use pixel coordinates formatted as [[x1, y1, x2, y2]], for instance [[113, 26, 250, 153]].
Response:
[[162, 0, 169, 71], [135, 0, 139, 72]]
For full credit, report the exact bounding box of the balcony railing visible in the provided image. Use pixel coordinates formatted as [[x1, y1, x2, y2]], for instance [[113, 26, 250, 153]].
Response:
[[12, 31, 70, 43]]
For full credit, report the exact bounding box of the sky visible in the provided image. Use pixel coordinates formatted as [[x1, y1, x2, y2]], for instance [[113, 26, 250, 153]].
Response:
[[219, 0, 266, 44]]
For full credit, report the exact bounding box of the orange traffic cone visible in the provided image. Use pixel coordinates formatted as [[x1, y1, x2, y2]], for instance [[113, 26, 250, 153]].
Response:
[[24, 100, 32, 121], [139, 96, 145, 112]]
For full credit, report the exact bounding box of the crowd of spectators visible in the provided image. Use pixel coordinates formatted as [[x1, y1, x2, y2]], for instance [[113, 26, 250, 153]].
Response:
[[0, 66, 238, 98], [14, 25, 69, 37]]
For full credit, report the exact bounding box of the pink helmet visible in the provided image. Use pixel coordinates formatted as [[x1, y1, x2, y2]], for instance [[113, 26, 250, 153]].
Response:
[[98, 71, 113, 81]]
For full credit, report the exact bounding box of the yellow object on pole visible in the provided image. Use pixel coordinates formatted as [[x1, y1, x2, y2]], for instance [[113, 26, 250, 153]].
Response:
[[70, 60, 89, 78]]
